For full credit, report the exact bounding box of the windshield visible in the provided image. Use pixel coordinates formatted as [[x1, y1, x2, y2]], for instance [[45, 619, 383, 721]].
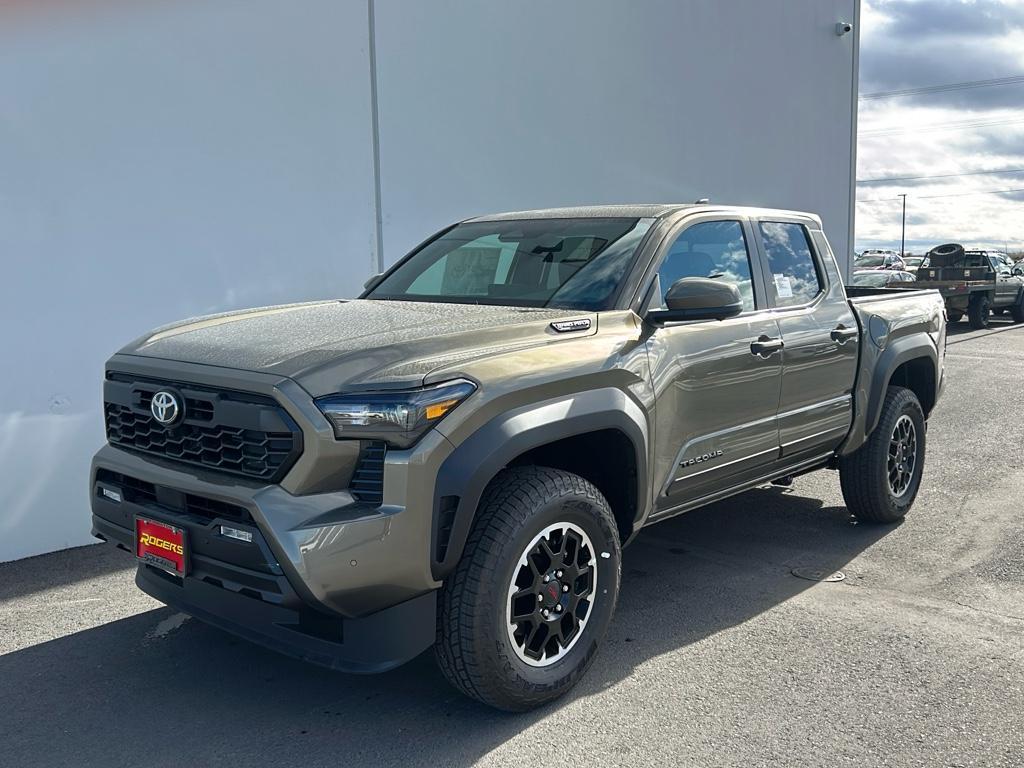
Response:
[[856, 254, 885, 267], [852, 271, 891, 287], [367, 217, 655, 310]]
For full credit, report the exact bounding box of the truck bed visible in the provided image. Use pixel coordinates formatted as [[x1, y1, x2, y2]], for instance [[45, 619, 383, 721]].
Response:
[[845, 285, 941, 302]]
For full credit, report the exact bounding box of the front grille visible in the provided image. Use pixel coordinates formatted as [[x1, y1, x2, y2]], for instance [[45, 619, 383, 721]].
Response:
[[104, 374, 302, 482], [350, 441, 386, 505]]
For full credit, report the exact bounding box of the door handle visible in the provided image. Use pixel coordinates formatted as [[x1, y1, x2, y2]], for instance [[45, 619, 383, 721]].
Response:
[[750, 335, 784, 357], [830, 326, 859, 344]]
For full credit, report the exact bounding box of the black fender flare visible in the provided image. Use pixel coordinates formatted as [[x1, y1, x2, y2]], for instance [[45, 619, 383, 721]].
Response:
[[431, 388, 649, 580], [866, 335, 938, 435]]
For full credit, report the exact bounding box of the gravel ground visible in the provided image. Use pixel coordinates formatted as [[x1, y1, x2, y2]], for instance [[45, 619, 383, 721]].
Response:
[[2, 319, 1022, 768]]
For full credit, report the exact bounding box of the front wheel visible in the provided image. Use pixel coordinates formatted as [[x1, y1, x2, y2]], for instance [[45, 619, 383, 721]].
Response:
[[1010, 300, 1024, 324], [839, 386, 926, 524], [435, 466, 621, 711], [968, 294, 992, 329], [947, 309, 963, 323]]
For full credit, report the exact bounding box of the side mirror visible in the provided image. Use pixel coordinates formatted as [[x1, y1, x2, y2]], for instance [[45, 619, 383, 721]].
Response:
[[999, 269, 1012, 278], [646, 277, 743, 325], [363, 273, 385, 291]]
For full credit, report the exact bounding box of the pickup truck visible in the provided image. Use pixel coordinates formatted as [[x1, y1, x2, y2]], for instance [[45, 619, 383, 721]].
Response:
[[90, 204, 946, 711], [913, 243, 1024, 328]]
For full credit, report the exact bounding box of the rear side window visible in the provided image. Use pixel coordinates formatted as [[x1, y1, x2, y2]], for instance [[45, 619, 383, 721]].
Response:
[[759, 222, 823, 307]]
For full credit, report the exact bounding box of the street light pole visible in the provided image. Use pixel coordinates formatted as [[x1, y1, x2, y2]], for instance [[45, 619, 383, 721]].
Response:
[[898, 193, 907, 258]]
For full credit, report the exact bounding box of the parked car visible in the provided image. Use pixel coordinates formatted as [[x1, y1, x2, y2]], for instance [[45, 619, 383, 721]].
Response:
[[902, 256, 925, 274], [90, 204, 946, 711], [914, 244, 1024, 327], [855, 249, 906, 271], [852, 270, 916, 287]]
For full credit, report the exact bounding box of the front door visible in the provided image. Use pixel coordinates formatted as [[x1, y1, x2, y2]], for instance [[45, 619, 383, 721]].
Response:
[[645, 217, 783, 516], [991, 255, 1019, 305]]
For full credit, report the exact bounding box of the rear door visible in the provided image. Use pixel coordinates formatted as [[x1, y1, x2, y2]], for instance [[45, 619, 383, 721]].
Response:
[[643, 215, 783, 515], [753, 219, 858, 459]]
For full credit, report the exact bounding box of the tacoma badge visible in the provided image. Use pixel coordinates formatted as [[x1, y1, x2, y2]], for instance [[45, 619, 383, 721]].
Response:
[[550, 318, 592, 333], [680, 449, 724, 468]]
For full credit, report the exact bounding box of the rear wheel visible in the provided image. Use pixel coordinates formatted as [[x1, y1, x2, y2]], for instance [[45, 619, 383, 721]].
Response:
[[435, 466, 621, 711], [947, 310, 963, 323], [968, 294, 991, 329], [839, 386, 926, 524]]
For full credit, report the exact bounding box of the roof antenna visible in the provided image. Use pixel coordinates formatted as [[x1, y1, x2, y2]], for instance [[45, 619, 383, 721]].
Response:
[[694, 198, 710, 204]]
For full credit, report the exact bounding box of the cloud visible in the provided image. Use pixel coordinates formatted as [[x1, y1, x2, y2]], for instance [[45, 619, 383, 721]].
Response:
[[856, 0, 1024, 253], [882, 0, 1024, 38]]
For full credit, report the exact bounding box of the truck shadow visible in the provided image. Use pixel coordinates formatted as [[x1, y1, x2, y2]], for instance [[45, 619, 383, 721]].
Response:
[[1, 486, 893, 768]]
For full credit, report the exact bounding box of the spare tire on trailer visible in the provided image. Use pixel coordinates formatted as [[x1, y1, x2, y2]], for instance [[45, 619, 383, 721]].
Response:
[[926, 243, 965, 265]]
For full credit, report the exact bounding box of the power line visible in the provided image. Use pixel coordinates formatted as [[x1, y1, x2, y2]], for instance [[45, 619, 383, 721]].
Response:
[[860, 116, 1024, 137], [857, 186, 1024, 203], [857, 168, 1024, 184], [860, 74, 1024, 100]]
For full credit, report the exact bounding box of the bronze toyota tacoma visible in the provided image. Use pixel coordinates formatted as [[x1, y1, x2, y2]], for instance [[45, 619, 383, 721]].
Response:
[[91, 204, 946, 710]]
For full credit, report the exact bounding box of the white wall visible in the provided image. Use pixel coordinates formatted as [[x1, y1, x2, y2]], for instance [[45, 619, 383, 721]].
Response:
[[374, 0, 859, 262], [0, 0, 858, 562], [0, 0, 378, 561]]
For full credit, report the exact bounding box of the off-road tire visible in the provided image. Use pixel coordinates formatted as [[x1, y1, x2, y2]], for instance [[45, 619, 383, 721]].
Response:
[[968, 294, 991, 329], [435, 466, 621, 712], [839, 386, 926, 524], [947, 310, 963, 323], [1010, 300, 1024, 324]]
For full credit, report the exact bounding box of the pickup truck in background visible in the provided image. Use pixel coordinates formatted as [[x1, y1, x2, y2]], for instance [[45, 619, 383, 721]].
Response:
[[914, 243, 1024, 328], [90, 204, 946, 711]]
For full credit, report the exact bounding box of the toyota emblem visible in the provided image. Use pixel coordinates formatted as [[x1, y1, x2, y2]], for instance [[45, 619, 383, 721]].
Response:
[[150, 390, 181, 425]]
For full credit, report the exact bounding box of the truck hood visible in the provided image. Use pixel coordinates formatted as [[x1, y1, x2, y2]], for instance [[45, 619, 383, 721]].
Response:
[[120, 299, 591, 396]]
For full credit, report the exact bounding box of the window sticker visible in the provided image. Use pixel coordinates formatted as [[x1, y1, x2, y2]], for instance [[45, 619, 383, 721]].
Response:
[[773, 273, 793, 299]]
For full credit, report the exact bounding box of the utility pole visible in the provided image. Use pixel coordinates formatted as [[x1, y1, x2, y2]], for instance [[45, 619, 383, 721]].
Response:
[[898, 194, 907, 257]]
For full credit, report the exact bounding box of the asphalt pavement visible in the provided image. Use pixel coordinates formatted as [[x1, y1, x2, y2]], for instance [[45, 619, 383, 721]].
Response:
[[2, 318, 1022, 767]]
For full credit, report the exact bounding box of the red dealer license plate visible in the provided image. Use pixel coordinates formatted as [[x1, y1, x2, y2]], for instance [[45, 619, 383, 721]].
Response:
[[136, 517, 188, 576]]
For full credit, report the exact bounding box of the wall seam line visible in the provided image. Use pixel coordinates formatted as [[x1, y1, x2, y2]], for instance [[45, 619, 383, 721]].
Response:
[[367, 0, 384, 273]]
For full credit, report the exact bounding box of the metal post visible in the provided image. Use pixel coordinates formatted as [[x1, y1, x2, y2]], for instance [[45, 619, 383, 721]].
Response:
[[898, 194, 907, 258]]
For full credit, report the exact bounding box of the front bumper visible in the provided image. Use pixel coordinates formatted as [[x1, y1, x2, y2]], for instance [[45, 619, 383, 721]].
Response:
[[90, 441, 445, 671], [133, 558, 435, 673], [90, 357, 461, 670]]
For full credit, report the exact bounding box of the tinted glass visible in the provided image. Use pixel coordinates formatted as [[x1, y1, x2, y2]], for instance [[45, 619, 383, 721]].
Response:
[[856, 254, 885, 267], [368, 218, 654, 310], [655, 220, 756, 311], [759, 222, 823, 307]]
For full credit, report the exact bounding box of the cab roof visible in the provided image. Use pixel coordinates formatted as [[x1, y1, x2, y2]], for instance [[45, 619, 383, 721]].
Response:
[[467, 203, 821, 225]]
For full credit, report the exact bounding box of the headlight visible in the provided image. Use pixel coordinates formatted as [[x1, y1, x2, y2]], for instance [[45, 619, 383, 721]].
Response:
[[314, 379, 476, 448]]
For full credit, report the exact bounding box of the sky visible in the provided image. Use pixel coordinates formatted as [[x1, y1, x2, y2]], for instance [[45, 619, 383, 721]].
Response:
[[855, 0, 1024, 253]]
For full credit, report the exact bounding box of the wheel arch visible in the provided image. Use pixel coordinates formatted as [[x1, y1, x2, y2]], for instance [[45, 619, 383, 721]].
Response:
[[867, 338, 938, 434], [431, 388, 649, 580]]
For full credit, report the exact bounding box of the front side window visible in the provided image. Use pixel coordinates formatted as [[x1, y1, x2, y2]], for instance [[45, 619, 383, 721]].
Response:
[[759, 221, 823, 307], [367, 217, 654, 311], [654, 220, 756, 311]]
